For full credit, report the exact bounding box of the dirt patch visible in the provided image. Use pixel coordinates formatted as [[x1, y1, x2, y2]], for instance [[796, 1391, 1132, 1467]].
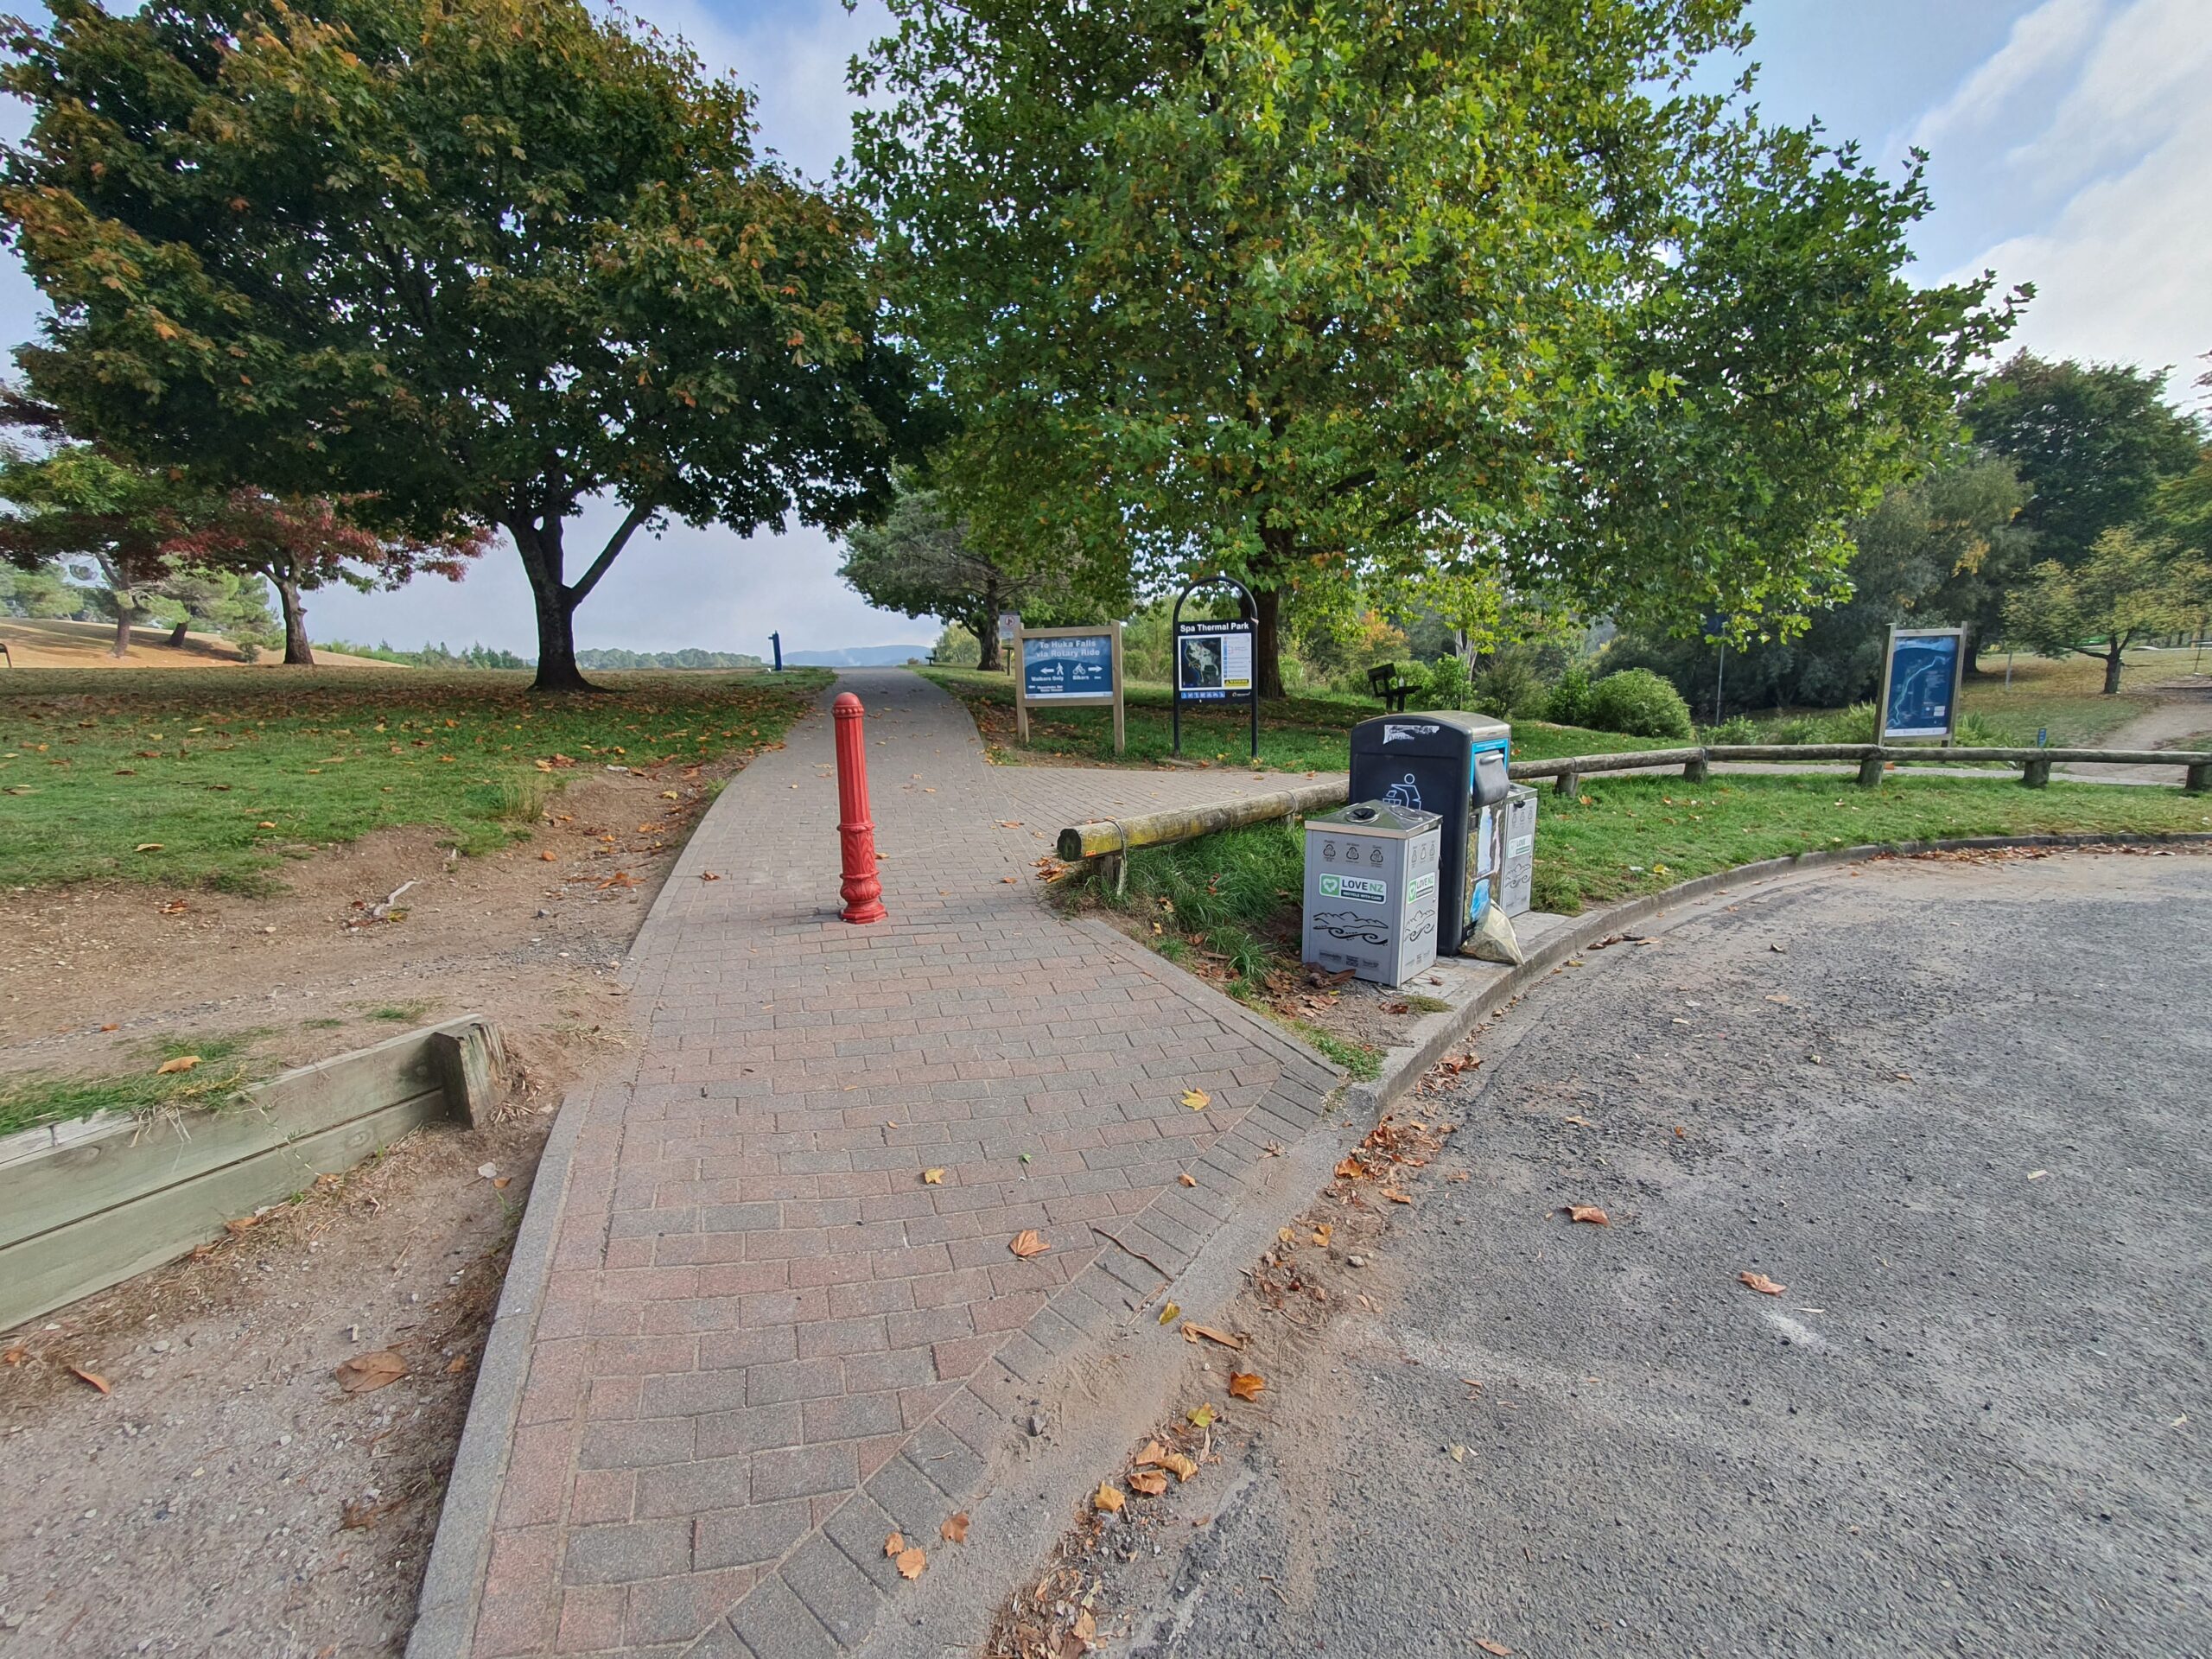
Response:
[[0, 727, 800, 1655], [0, 1114, 543, 1656], [0, 617, 398, 671]]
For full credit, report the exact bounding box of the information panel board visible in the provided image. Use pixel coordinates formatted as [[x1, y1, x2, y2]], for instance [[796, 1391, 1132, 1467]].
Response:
[[1023, 632, 1116, 701], [1878, 626, 1966, 743], [1174, 620, 1255, 702], [1013, 623, 1124, 753]]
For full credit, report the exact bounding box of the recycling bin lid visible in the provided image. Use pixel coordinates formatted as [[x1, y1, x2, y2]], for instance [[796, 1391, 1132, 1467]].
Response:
[[1349, 710, 1511, 756], [1309, 799, 1442, 837]]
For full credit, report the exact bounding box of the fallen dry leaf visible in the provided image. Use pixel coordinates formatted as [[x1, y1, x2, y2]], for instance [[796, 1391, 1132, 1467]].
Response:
[[445, 1356, 470, 1375], [1135, 1440, 1167, 1467], [1093, 1483, 1125, 1514], [1162, 1452, 1198, 1481], [1128, 1470, 1168, 1497], [884, 1531, 906, 1557], [1186, 1402, 1215, 1428], [1738, 1271, 1787, 1296], [1565, 1205, 1610, 1226], [334, 1350, 409, 1393], [1312, 1223, 1332, 1247], [538, 850, 557, 861], [1382, 1187, 1413, 1205], [1179, 1173, 1198, 1187], [223, 1214, 258, 1236], [156, 1055, 200, 1075], [134, 842, 163, 852], [1157, 1301, 1180, 1325], [69, 1365, 112, 1395], [1334, 1156, 1366, 1180], [1008, 1229, 1049, 1258], [940, 1512, 969, 1544], [1181, 1087, 1211, 1110], [1477, 1640, 1514, 1656], [699, 870, 721, 881], [895, 1546, 927, 1580], [1227, 1371, 1266, 1402], [922, 1167, 945, 1185], [1182, 1323, 1243, 1351], [1, 1345, 26, 1367]]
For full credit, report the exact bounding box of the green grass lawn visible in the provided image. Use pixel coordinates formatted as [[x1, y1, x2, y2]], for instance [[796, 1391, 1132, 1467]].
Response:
[[0, 1031, 263, 1140], [920, 666, 1668, 772], [1071, 772, 2212, 1008], [0, 666, 829, 891]]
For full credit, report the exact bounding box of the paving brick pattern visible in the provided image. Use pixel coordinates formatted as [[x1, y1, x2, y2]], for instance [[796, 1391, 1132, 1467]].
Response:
[[454, 671, 1340, 1656]]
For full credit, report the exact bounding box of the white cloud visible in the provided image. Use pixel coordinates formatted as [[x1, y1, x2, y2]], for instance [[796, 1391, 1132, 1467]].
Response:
[[1908, 0, 2103, 153], [1941, 0, 2212, 397], [2008, 0, 2212, 188]]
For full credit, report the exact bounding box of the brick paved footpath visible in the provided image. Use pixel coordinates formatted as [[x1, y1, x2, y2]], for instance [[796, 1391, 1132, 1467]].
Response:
[[418, 668, 1343, 1657]]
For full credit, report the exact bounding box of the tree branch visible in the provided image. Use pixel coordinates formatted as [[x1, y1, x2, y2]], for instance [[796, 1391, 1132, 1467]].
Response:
[[567, 499, 656, 605]]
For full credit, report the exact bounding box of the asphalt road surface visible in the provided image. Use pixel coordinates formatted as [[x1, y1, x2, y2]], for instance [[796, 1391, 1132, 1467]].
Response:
[[1106, 849, 2212, 1659]]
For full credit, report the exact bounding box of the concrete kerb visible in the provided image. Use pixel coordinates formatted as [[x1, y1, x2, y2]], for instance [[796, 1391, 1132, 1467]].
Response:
[[406, 1086, 590, 1659]]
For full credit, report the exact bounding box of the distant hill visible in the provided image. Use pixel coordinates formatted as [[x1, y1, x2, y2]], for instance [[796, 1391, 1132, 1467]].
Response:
[[575, 647, 764, 670], [784, 645, 931, 666]]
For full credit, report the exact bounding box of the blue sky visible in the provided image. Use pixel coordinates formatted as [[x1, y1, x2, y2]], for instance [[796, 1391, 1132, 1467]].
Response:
[[3, 0, 2207, 657]]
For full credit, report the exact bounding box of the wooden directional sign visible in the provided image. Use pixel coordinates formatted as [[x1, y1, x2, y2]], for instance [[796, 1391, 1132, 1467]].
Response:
[[1014, 622, 1124, 753]]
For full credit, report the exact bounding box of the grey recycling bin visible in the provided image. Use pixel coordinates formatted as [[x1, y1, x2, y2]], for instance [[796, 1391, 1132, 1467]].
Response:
[[1500, 783, 1537, 917], [1347, 710, 1510, 955], [1302, 800, 1442, 988]]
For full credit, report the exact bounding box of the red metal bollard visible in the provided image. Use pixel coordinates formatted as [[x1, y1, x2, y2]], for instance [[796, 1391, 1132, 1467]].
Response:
[[832, 693, 887, 924]]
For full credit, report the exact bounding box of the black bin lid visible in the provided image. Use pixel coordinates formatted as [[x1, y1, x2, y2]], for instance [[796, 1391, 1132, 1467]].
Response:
[[1350, 710, 1509, 759]]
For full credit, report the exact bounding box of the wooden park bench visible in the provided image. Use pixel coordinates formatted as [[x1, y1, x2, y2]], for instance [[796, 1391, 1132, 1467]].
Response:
[[1366, 661, 1415, 712]]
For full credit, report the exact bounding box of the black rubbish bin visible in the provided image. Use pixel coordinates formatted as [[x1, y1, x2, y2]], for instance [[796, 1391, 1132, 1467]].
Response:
[[1348, 710, 1511, 955]]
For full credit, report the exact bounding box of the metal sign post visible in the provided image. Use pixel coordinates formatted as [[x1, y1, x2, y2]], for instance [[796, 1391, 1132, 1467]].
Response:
[[1877, 625, 1967, 747], [1171, 575, 1260, 760], [1014, 622, 1124, 753]]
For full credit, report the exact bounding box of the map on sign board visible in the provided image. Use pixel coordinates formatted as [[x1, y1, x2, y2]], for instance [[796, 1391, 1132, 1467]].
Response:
[[1883, 632, 1961, 741], [1022, 632, 1115, 700], [1176, 621, 1254, 701]]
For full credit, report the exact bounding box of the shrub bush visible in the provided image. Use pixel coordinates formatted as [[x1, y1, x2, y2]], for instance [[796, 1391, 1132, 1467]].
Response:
[[1545, 663, 1594, 728], [1423, 653, 1473, 710], [1584, 668, 1694, 740], [1472, 652, 1547, 719], [1702, 714, 1759, 745]]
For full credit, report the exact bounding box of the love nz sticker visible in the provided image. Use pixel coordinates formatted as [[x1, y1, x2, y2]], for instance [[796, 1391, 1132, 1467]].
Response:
[[1319, 874, 1387, 904]]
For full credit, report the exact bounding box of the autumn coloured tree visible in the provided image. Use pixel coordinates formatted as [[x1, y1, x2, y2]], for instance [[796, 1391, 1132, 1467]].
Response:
[[3, 0, 926, 689], [166, 493, 487, 666], [856, 0, 2018, 695]]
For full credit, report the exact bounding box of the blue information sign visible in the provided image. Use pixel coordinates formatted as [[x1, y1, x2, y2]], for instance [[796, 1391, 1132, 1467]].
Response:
[[1022, 632, 1116, 701], [1882, 630, 1962, 741]]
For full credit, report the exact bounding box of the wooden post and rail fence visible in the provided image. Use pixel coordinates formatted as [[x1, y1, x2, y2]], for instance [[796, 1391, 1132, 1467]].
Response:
[[1054, 742, 2212, 878]]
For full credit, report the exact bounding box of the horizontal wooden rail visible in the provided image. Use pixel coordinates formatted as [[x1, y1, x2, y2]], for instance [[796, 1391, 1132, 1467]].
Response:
[[1054, 741, 2211, 864], [1057, 780, 1350, 862]]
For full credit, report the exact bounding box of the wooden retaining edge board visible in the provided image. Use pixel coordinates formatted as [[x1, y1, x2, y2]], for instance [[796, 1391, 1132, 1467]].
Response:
[[0, 1015, 502, 1334]]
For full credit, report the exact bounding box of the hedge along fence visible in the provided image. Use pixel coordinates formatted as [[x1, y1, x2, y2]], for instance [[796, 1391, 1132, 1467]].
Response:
[[1053, 743, 2212, 872], [0, 1016, 505, 1333]]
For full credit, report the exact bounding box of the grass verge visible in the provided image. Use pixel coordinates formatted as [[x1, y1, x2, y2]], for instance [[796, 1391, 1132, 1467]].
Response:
[[920, 666, 1669, 772], [0, 1032, 263, 1139], [1065, 772, 2212, 1016], [0, 666, 829, 891]]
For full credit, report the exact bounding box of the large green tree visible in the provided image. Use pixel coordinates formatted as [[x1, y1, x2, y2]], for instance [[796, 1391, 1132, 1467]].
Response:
[[0, 444, 187, 656], [2, 0, 925, 689], [2005, 527, 2205, 694], [839, 476, 1077, 672], [1962, 355, 2203, 574], [855, 0, 2016, 696]]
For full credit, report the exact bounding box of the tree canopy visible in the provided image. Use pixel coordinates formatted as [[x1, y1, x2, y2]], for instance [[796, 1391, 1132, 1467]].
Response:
[[855, 0, 2018, 693], [2, 0, 929, 688], [2005, 528, 2205, 695]]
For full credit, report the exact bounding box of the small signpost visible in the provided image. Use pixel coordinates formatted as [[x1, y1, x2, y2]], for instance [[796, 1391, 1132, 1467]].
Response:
[[1878, 625, 1966, 744], [996, 612, 1020, 675], [1172, 575, 1260, 760], [1014, 622, 1124, 753]]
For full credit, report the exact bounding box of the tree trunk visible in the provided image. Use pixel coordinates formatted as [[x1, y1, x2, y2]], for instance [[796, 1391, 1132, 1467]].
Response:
[[2103, 639, 2125, 695], [276, 570, 315, 666], [1252, 526, 1294, 700], [976, 574, 1002, 673], [111, 601, 134, 658], [510, 518, 595, 692], [167, 619, 189, 648]]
